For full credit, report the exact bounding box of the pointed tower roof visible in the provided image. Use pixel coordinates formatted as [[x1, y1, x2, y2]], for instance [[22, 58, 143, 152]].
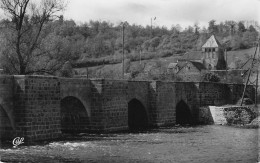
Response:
[[202, 35, 221, 48]]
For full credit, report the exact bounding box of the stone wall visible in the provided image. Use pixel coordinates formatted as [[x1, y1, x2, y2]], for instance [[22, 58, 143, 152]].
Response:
[[155, 82, 176, 126], [101, 80, 128, 131], [13, 76, 61, 142], [228, 84, 255, 104], [197, 82, 230, 106], [0, 76, 14, 140]]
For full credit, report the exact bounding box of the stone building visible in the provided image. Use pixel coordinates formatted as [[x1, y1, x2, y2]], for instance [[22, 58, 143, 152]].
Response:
[[167, 35, 230, 81], [176, 61, 206, 82], [201, 35, 226, 70], [168, 35, 227, 73]]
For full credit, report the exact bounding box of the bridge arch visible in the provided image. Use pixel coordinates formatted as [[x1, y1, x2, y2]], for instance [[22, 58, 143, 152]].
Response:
[[176, 100, 193, 125], [128, 98, 148, 130], [61, 93, 91, 117], [60, 96, 91, 133]]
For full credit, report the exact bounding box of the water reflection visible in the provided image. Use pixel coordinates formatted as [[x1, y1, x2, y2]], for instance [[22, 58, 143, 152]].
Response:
[[0, 125, 258, 163]]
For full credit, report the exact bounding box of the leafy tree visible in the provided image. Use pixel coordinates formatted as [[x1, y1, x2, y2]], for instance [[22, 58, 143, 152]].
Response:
[[248, 25, 256, 32], [242, 31, 258, 48], [194, 22, 200, 35], [149, 37, 160, 51], [231, 34, 244, 50], [208, 20, 218, 34], [238, 21, 246, 33], [0, 0, 66, 75], [225, 20, 237, 36]]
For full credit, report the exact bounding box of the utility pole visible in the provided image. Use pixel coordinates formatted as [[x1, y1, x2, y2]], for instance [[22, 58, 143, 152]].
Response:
[[240, 42, 259, 106], [121, 22, 127, 79], [150, 17, 156, 37], [87, 67, 88, 78], [225, 48, 228, 82], [256, 69, 258, 107], [122, 24, 125, 79], [255, 42, 259, 107], [150, 18, 152, 37], [139, 49, 142, 64]]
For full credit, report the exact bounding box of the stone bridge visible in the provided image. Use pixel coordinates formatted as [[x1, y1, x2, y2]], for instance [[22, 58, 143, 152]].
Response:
[[0, 75, 255, 143]]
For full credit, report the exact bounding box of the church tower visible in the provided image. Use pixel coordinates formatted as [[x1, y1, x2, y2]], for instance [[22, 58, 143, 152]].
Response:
[[202, 35, 226, 70]]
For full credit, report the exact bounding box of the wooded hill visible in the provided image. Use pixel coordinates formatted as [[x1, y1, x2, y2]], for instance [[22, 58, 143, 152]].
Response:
[[0, 11, 259, 74]]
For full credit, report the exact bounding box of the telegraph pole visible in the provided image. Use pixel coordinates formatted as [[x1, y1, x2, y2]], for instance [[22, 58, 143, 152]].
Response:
[[150, 18, 152, 37], [150, 17, 156, 37], [240, 42, 259, 106], [121, 22, 127, 79], [122, 24, 125, 79], [256, 69, 258, 106], [255, 42, 259, 107], [225, 48, 228, 82]]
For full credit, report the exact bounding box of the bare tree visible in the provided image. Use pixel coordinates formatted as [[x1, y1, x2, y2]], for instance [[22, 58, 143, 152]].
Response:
[[0, 0, 66, 75]]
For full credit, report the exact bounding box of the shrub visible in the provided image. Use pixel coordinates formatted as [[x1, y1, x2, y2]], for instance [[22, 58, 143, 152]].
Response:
[[201, 72, 220, 82], [236, 98, 254, 105], [59, 62, 74, 78], [224, 106, 257, 125]]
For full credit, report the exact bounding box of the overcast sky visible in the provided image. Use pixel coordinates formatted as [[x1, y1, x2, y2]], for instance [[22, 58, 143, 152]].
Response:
[[63, 0, 260, 28]]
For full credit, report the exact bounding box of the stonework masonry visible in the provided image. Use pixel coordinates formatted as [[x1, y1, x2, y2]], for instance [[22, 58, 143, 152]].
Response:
[[0, 75, 255, 143]]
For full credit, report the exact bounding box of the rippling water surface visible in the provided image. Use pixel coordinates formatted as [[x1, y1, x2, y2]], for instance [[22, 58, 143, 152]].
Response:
[[0, 125, 258, 163]]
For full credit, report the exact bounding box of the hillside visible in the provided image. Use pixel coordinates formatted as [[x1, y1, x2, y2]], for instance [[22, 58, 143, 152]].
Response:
[[74, 47, 257, 77]]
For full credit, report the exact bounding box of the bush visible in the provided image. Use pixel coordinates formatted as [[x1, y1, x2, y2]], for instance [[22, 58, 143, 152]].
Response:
[[224, 106, 257, 125], [201, 72, 220, 82], [236, 98, 254, 105], [129, 63, 145, 79], [59, 62, 74, 78]]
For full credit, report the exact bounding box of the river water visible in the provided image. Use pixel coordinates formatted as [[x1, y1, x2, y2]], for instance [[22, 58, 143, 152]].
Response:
[[0, 125, 258, 163]]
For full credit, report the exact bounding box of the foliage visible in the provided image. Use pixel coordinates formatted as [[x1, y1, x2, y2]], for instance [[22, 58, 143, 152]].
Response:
[[0, 0, 68, 75], [201, 72, 220, 82], [59, 61, 74, 77], [223, 106, 257, 125]]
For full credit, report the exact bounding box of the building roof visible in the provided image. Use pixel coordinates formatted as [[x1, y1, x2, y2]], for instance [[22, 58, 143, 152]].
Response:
[[202, 35, 221, 48], [168, 63, 178, 69], [176, 61, 187, 69], [180, 51, 203, 61], [189, 61, 206, 71], [177, 61, 206, 73], [168, 61, 187, 70]]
